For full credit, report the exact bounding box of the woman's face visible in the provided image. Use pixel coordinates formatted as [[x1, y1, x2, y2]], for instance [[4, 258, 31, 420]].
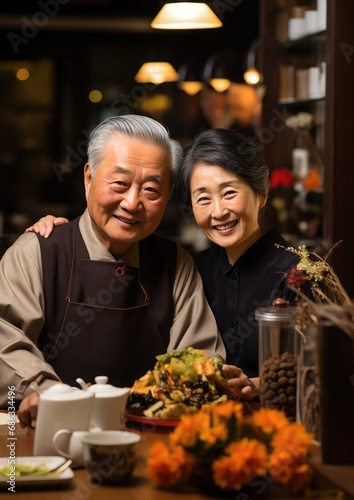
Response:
[[190, 164, 265, 262]]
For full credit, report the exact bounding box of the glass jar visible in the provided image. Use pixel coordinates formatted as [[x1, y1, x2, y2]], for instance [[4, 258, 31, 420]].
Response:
[[255, 302, 299, 420]]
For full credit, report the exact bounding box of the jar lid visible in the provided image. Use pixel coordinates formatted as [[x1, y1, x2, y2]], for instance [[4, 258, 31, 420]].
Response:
[[255, 305, 298, 322]]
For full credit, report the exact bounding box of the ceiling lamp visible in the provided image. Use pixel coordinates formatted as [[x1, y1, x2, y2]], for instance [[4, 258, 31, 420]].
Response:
[[209, 78, 231, 92], [134, 62, 179, 85], [178, 58, 204, 95], [179, 81, 204, 95], [151, 2, 222, 30], [203, 50, 242, 93], [243, 39, 263, 86]]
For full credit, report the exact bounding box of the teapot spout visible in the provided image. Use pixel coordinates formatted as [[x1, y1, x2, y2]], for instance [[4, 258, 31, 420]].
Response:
[[76, 378, 89, 390]]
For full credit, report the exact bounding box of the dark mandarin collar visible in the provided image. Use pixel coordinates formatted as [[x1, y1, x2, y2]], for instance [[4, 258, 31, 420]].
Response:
[[219, 228, 281, 276]]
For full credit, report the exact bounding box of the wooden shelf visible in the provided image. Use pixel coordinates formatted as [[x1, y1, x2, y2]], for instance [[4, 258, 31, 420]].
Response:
[[281, 30, 326, 50], [278, 96, 325, 106], [259, 0, 354, 298]]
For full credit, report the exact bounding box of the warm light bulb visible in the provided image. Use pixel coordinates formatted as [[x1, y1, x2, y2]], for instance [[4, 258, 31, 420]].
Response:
[[151, 3, 222, 29], [244, 68, 262, 85], [89, 90, 103, 103], [209, 78, 231, 92], [178, 81, 204, 95], [16, 68, 30, 81]]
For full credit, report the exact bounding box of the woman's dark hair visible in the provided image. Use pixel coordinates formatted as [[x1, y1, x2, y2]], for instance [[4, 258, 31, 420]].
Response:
[[178, 128, 270, 205]]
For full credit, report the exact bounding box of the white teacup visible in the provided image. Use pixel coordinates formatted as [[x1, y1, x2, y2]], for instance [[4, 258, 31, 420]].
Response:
[[53, 429, 91, 467], [81, 430, 141, 483]]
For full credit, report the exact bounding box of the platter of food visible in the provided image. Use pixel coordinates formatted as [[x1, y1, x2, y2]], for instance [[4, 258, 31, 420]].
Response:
[[125, 347, 242, 424]]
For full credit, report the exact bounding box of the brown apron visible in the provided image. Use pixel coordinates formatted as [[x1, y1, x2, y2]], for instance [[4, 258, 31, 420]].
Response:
[[37, 217, 174, 387]]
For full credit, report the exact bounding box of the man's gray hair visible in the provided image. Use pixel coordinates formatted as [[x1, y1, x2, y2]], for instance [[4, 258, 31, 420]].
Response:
[[87, 114, 183, 183]]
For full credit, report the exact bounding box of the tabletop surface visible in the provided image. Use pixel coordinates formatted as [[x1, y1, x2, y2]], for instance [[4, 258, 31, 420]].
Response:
[[1, 416, 353, 500], [0, 418, 299, 500]]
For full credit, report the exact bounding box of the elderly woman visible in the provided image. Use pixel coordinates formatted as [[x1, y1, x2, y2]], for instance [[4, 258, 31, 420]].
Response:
[[26, 127, 302, 400], [179, 128, 301, 394]]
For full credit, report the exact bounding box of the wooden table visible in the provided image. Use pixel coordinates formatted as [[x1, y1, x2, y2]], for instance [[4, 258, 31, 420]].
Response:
[[1, 418, 353, 500]]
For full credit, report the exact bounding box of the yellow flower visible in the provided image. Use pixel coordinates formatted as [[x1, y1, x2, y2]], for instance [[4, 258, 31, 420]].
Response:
[[252, 408, 289, 434], [213, 438, 268, 490]]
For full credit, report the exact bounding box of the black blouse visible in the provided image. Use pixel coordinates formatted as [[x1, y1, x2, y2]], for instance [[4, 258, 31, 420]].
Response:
[[194, 228, 301, 378]]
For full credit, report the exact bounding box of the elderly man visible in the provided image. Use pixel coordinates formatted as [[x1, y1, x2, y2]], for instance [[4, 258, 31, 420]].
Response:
[[0, 115, 225, 427]]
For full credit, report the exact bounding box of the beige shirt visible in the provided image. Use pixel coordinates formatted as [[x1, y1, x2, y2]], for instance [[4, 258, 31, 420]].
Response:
[[0, 210, 225, 406]]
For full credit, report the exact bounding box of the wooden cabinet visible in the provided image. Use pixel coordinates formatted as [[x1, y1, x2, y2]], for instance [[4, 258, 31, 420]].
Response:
[[258, 0, 354, 298]]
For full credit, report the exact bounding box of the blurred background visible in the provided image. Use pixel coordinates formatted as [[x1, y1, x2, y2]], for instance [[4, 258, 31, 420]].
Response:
[[0, 0, 260, 256], [1, 0, 353, 300]]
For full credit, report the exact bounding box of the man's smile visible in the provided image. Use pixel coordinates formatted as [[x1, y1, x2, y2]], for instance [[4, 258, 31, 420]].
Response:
[[113, 215, 139, 225]]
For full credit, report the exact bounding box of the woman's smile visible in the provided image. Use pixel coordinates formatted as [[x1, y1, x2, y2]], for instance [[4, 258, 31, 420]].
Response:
[[213, 220, 238, 233]]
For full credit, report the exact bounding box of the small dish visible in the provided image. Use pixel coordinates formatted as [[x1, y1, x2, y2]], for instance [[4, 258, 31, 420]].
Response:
[[0, 456, 74, 486]]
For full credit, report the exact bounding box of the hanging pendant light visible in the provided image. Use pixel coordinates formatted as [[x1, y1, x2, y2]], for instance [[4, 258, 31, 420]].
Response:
[[179, 81, 204, 95], [151, 2, 222, 30], [178, 58, 204, 95], [134, 62, 180, 85], [243, 39, 263, 86], [209, 78, 231, 92], [203, 50, 242, 93]]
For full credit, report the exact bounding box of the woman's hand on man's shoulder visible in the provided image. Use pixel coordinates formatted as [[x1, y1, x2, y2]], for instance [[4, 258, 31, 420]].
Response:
[[25, 215, 69, 238]]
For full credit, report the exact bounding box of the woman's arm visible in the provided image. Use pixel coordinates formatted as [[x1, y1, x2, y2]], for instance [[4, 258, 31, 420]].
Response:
[[25, 215, 69, 238]]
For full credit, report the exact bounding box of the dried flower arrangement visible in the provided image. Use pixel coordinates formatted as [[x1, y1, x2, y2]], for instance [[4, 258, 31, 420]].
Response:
[[276, 242, 354, 340], [147, 401, 313, 493]]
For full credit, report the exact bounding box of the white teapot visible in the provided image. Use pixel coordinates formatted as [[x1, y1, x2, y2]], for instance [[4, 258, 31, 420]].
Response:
[[33, 383, 94, 456], [84, 376, 130, 431]]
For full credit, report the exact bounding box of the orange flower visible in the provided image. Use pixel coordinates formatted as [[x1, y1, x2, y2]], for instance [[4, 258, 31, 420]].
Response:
[[170, 401, 242, 450], [303, 169, 321, 191], [213, 399, 241, 420], [269, 451, 313, 492], [148, 404, 313, 493], [200, 422, 228, 446], [212, 438, 268, 490], [272, 423, 313, 458], [148, 441, 196, 488], [170, 411, 209, 449], [252, 408, 289, 434], [269, 423, 314, 492]]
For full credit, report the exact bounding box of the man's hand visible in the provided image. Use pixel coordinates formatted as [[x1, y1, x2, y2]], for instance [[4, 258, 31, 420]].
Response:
[[25, 215, 69, 238], [222, 364, 259, 400], [18, 393, 39, 428]]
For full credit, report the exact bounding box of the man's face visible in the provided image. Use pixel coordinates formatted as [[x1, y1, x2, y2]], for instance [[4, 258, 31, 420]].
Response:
[[85, 133, 172, 257]]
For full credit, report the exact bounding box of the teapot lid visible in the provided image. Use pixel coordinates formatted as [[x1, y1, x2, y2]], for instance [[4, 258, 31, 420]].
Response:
[[41, 383, 93, 400], [87, 376, 129, 396]]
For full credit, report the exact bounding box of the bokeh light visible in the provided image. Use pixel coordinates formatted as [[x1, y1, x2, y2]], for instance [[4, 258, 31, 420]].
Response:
[[89, 90, 102, 103]]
